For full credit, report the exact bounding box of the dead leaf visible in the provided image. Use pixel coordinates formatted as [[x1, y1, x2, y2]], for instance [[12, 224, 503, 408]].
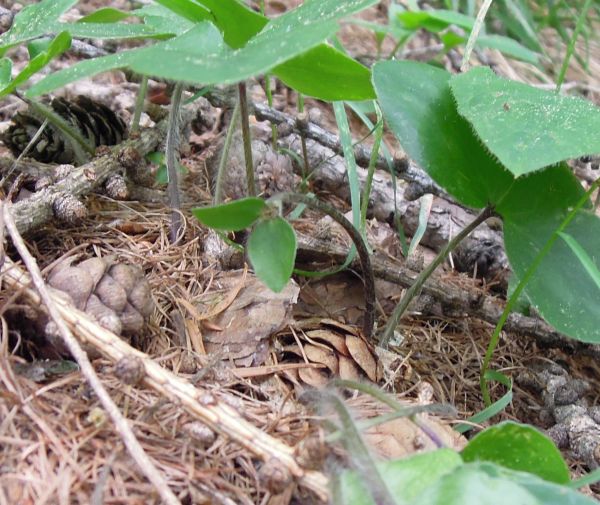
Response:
[[345, 335, 377, 382]]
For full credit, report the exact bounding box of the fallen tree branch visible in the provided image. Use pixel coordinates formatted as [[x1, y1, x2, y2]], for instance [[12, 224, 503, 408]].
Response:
[[294, 233, 600, 360], [2, 202, 182, 505], [0, 242, 330, 501]]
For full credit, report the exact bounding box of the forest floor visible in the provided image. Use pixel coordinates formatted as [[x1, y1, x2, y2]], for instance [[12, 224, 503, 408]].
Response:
[[1, 1, 600, 504]]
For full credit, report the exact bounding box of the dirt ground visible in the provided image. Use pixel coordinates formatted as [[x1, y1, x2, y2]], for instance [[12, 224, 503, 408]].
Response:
[[1, 1, 600, 504]]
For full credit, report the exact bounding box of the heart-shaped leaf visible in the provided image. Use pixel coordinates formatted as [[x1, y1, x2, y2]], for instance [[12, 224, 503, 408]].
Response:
[[373, 60, 512, 208], [450, 67, 600, 176], [248, 217, 297, 293], [192, 197, 266, 231], [462, 421, 570, 484]]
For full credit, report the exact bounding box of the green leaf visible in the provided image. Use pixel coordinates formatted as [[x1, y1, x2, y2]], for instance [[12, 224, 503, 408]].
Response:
[[338, 449, 462, 505], [462, 421, 570, 484], [132, 5, 196, 35], [0, 0, 77, 50], [480, 464, 597, 505], [373, 60, 513, 208], [30, 0, 379, 101], [28, 38, 53, 59], [54, 22, 163, 40], [0, 58, 11, 87], [450, 67, 600, 176], [476, 35, 540, 64], [77, 8, 132, 23], [397, 9, 475, 31], [558, 232, 600, 292], [416, 464, 539, 505], [1, 31, 71, 97], [195, 0, 267, 48], [192, 197, 266, 231], [152, 0, 213, 24], [248, 217, 297, 293], [274, 44, 375, 101]]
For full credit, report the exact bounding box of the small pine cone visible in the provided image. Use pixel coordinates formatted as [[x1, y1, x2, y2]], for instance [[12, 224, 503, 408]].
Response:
[[2, 96, 127, 165], [52, 194, 88, 223], [47, 257, 153, 341], [105, 174, 129, 200]]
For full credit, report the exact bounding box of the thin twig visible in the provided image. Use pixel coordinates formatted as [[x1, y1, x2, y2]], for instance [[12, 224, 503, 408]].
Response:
[[166, 82, 184, 244], [131, 76, 148, 133], [1, 202, 182, 505], [271, 192, 376, 339], [238, 82, 256, 196], [380, 205, 495, 347]]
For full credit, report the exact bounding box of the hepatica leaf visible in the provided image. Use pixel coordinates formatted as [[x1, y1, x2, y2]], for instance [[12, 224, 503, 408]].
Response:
[[450, 67, 600, 176], [373, 60, 512, 208], [192, 197, 266, 231], [462, 421, 570, 484], [248, 217, 297, 293]]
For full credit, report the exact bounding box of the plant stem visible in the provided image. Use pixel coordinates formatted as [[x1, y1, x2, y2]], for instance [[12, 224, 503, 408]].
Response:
[[214, 101, 240, 204], [480, 182, 599, 405], [238, 81, 256, 196], [380, 205, 494, 347], [272, 192, 376, 339], [555, 0, 593, 93], [360, 115, 383, 229], [263, 75, 278, 149], [461, 0, 493, 72], [131, 75, 148, 133], [166, 82, 184, 244]]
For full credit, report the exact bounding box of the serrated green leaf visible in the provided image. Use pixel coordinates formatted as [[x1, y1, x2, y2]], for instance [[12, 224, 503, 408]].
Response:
[[450, 67, 600, 176], [339, 449, 461, 505], [274, 44, 375, 101], [373, 60, 512, 208], [77, 8, 132, 24], [248, 217, 297, 293], [192, 197, 266, 231], [462, 421, 570, 484]]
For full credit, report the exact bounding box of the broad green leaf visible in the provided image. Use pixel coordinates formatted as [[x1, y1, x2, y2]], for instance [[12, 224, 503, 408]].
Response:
[[192, 198, 266, 231], [77, 8, 131, 23], [1, 32, 71, 97], [30, 0, 378, 101], [450, 67, 600, 176], [504, 207, 600, 343], [0, 0, 76, 50], [416, 464, 539, 505], [477, 35, 539, 64], [274, 44, 375, 101], [248, 217, 297, 293], [54, 22, 163, 40], [397, 9, 474, 31], [338, 449, 461, 505], [373, 60, 513, 208], [480, 464, 597, 505], [195, 0, 266, 48], [151, 0, 213, 24], [0, 58, 12, 87], [462, 421, 570, 484], [559, 232, 600, 292]]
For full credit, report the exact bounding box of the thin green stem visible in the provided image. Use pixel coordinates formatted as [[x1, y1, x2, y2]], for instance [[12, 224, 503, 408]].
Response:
[[461, 0, 493, 72], [263, 75, 278, 149], [555, 0, 593, 93], [238, 81, 256, 197], [166, 82, 184, 244], [380, 205, 494, 347], [480, 182, 599, 406], [360, 115, 383, 229], [131, 75, 148, 133], [214, 101, 240, 205], [271, 192, 376, 339]]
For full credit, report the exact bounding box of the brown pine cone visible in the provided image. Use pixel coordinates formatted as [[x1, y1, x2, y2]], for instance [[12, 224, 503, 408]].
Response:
[[47, 256, 153, 337], [2, 96, 127, 164]]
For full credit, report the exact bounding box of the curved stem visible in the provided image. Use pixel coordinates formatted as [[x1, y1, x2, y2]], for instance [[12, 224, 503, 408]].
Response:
[[380, 205, 494, 347], [480, 182, 599, 405], [238, 81, 256, 197], [214, 101, 240, 204], [272, 192, 376, 339]]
